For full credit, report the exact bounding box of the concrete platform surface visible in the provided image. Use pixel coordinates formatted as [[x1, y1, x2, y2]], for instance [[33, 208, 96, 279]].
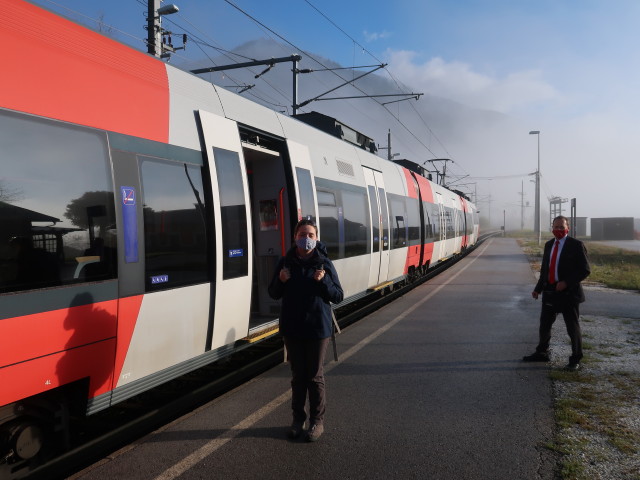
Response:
[[72, 238, 639, 480]]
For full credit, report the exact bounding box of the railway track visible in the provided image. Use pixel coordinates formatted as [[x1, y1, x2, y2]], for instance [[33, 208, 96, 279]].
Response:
[[20, 233, 497, 480]]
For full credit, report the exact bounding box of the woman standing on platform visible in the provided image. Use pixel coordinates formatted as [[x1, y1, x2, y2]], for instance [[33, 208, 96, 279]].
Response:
[[268, 219, 343, 442]]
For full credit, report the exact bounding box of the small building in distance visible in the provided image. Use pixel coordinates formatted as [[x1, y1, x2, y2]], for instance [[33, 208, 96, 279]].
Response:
[[570, 217, 588, 237], [590, 217, 639, 240]]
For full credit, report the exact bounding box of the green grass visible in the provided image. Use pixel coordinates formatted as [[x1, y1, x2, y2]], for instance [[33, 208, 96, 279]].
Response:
[[515, 236, 640, 291]]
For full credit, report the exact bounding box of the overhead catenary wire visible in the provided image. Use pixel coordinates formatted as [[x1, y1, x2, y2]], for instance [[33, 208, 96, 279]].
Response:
[[302, 0, 462, 170], [34, 0, 474, 188]]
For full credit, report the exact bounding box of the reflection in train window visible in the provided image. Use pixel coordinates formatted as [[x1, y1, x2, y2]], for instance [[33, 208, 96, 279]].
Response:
[[317, 189, 339, 259], [378, 188, 389, 250], [140, 157, 209, 290], [296, 167, 316, 223], [342, 189, 369, 257], [368, 186, 379, 253], [213, 148, 248, 280], [406, 198, 421, 245], [0, 109, 116, 294], [388, 194, 407, 248]]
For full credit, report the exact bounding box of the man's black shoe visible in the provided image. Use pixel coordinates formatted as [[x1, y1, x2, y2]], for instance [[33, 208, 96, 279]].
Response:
[[564, 363, 580, 371], [522, 352, 550, 362]]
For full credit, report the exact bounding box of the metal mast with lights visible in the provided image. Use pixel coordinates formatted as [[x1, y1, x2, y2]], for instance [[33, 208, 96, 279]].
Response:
[[147, 1, 186, 59]]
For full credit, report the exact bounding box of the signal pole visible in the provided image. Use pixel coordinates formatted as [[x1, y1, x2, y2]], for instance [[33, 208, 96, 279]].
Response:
[[147, 0, 161, 57]]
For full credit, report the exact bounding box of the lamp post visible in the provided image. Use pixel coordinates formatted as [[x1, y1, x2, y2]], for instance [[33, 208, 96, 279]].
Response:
[[529, 130, 541, 245]]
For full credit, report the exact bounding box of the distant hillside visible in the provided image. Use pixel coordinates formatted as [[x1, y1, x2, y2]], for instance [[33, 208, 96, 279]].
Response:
[[180, 38, 527, 180]]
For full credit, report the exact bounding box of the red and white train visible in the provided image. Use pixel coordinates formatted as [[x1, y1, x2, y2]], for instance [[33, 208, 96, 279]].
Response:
[[0, 0, 478, 471]]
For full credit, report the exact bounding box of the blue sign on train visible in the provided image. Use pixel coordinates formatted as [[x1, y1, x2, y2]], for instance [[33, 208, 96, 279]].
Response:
[[121, 186, 138, 263], [228, 249, 244, 258], [122, 187, 136, 205], [151, 275, 169, 284]]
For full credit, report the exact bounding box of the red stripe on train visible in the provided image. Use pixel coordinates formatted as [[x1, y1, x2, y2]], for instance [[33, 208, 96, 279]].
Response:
[[114, 295, 145, 385], [1, 300, 118, 369], [1, 300, 117, 406], [0, 340, 117, 407], [3, 0, 169, 142], [0, 295, 144, 407]]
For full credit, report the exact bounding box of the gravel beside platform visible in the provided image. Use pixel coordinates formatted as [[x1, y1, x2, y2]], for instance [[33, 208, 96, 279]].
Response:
[[548, 298, 640, 479]]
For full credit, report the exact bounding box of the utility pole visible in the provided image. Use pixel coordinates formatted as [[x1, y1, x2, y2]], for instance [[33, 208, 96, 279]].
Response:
[[378, 130, 394, 160], [147, 0, 161, 57], [519, 180, 525, 230], [529, 130, 541, 244], [147, 1, 183, 59]]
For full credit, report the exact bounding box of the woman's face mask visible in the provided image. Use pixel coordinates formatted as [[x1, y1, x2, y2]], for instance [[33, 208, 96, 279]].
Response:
[[295, 224, 318, 251], [296, 237, 317, 251]]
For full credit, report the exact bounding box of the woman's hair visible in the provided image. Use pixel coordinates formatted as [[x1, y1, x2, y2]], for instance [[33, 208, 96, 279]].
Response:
[[294, 219, 317, 236]]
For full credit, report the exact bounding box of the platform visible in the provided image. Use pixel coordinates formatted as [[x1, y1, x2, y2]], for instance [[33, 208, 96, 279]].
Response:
[[71, 237, 618, 480]]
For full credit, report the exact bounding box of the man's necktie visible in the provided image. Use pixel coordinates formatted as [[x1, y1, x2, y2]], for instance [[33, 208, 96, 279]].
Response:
[[548, 240, 560, 284]]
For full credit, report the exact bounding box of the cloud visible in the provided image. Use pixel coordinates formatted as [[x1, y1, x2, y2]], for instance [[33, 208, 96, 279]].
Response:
[[386, 50, 560, 115], [363, 30, 392, 42]]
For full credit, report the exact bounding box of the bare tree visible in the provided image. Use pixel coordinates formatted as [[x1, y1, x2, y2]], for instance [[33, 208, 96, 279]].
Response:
[[0, 180, 24, 204]]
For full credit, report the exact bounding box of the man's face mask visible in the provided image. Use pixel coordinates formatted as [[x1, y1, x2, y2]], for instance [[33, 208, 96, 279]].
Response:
[[552, 226, 569, 240]]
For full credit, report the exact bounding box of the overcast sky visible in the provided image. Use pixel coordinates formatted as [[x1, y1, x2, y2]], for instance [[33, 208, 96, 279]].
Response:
[[31, 0, 640, 227]]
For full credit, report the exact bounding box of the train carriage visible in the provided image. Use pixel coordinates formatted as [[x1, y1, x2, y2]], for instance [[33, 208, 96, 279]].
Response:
[[0, 0, 478, 473]]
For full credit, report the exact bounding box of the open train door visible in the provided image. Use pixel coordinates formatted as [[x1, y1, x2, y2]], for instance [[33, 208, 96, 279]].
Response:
[[198, 110, 253, 350], [363, 167, 390, 287]]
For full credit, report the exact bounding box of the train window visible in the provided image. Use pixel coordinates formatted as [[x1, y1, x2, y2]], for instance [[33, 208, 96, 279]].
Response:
[[0, 109, 116, 294], [388, 195, 407, 248], [406, 198, 421, 245], [445, 208, 454, 235], [342, 189, 369, 258], [423, 203, 433, 241], [378, 188, 389, 250], [139, 157, 209, 291], [317, 190, 339, 259], [367, 186, 379, 253], [317, 191, 336, 206], [432, 204, 441, 238], [296, 167, 315, 223], [213, 148, 248, 280]]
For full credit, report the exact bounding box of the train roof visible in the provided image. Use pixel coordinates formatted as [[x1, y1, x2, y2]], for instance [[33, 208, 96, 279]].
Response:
[[293, 111, 378, 155]]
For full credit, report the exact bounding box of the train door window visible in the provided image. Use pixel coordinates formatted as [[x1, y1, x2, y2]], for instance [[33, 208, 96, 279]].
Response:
[[0, 109, 116, 294], [445, 208, 454, 235], [432, 204, 441, 238], [378, 188, 389, 250], [295, 167, 315, 222], [139, 157, 209, 291], [342, 188, 369, 258], [317, 189, 339, 259], [367, 186, 379, 253], [212, 148, 249, 280], [406, 199, 420, 245], [388, 195, 407, 248]]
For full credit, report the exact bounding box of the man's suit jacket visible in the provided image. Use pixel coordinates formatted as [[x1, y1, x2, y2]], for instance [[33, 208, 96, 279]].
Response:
[[534, 236, 590, 303]]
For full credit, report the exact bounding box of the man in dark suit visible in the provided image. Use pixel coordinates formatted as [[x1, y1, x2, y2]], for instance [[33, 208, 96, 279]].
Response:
[[523, 215, 590, 370]]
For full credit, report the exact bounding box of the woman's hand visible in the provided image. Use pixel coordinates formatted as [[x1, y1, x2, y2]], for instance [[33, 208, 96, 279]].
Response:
[[313, 267, 325, 282], [279, 267, 291, 283]]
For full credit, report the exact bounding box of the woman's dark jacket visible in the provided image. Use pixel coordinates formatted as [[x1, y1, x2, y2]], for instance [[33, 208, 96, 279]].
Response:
[[268, 241, 343, 339]]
